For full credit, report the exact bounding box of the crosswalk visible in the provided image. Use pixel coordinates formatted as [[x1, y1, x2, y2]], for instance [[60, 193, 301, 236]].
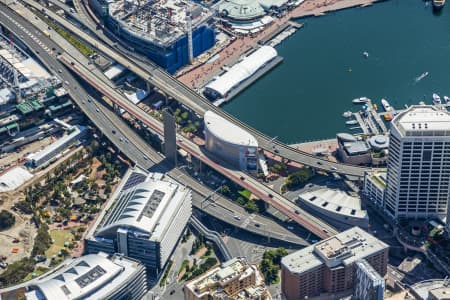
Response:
[[241, 213, 256, 228]]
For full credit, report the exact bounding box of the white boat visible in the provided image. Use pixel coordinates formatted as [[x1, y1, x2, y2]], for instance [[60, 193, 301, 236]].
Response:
[[345, 120, 358, 125], [415, 71, 429, 82], [381, 98, 393, 112], [419, 101, 425, 105], [433, 93, 441, 105], [363, 51, 369, 58], [352, 97, 369, 104], [444, 96, 450, 103], [342, 111, 352, 118]]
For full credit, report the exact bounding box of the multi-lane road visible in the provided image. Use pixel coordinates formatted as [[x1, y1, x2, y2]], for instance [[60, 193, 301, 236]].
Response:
[[0, 3, 308, 245], [2, 0, 338, 239], [56, 50, 335, 239], [21, 0, 370, 178]]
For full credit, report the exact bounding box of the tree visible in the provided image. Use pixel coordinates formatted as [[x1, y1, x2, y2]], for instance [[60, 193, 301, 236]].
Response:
[[220, 185, 231, 197], [0, 210, 15, 230], [286, 168, 313, 189], [0, 257, 35, 287], [244, 201, 259, 213], [181, 111, 189, 120], [236, 196, 246, 206], [270, 163, 287, 174], [274, 247, 288, 264], [32, 223, 51, 256]]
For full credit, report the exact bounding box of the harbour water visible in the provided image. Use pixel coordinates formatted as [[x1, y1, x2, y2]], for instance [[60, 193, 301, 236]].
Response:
[[223, 0, 450, 143]]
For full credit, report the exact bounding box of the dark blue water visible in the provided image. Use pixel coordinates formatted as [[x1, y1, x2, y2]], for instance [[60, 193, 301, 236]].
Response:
[[223, 0, 450, 143]]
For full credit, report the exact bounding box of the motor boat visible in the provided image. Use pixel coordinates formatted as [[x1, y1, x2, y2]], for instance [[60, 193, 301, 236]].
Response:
[[433, 93, 442, 105], [381, 98, 393, 112], [342, 111, 353, 118]]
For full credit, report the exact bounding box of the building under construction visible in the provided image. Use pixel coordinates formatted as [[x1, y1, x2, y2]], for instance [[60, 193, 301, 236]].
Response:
[[0, 32, 70, 140], [90, 0, 216, 73]]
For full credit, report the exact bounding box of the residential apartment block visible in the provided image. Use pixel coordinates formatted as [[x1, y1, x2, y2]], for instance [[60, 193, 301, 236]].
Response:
[[281, 227, 388, 300], [184, 257, 270, 300]]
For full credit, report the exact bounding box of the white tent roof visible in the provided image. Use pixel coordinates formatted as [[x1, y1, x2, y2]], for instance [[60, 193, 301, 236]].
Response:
[[205, 46, 277, 98]]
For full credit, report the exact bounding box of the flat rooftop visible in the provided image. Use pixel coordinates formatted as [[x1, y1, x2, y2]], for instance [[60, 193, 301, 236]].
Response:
[[367, 170, 387, 189], [109, 0, 213, 46], [204, 110, 258, 147], [343, 141, 370, 155], [393, 105, 450, 137], [282, 227, 388, 274], [185, 257, 260, 298]]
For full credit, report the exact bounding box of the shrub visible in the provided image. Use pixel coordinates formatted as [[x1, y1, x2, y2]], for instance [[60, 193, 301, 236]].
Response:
[[0, 210, 15, 230]]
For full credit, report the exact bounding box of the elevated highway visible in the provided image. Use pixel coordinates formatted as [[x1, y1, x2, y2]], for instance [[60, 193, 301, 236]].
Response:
[[0, 3, 308, 246], [21, 0, 370, 178], [2, 0, 337, 239], [55, 49, 337, 239]]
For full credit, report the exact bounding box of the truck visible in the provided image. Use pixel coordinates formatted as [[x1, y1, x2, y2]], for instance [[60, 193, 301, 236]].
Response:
[[43, 30, 50, 38]]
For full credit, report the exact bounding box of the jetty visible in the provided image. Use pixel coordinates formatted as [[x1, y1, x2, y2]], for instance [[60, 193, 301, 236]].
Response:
[[353, 112, 370, 135]]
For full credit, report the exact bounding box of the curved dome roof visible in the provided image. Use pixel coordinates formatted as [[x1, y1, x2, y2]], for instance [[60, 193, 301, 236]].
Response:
[[368, 135, 389, 150], [218, 0, 265, 21], [204, 110, 258, 147]]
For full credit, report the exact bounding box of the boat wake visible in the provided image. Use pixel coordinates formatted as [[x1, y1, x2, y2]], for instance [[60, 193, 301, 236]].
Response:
[[415, 71, 429, 83]]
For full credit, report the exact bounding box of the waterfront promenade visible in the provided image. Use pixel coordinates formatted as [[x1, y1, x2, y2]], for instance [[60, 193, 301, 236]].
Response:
[[177, 0, 381, 91], [290, 139, 339, 162]]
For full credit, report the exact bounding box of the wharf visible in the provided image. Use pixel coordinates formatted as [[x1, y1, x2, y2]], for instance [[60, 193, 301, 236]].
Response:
[[371, 109, 388, 133], [259, 22, 291, 45], [259, 21, 303, 46], [353, 112, 370, 135], [377, 103, 450, 118], [213, 56, 284, 106], [290, 0, 380, 19], [287, 20, 304, 29]]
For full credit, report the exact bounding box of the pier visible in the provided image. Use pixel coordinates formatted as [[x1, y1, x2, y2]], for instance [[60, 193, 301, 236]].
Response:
[[260, 21, 303, 47], [348, 101, 450, 136], [353, 112, 370, 135]]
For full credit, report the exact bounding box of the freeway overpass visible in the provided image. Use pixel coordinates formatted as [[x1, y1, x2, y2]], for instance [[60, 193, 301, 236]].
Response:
[[21, 0, 370, 178], [56, 51, 336, 239], [0, 3, 308, 245], [1, 0, 337, 239]]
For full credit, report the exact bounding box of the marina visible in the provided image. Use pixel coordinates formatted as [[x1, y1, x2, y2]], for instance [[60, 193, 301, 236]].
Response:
[[344, 98, 450, 136], [224, 0, 450, 142]]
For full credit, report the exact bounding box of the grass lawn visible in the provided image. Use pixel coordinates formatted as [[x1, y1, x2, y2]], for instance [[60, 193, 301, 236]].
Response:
[[239, 189, 252, 199], [45, 229, 74, 258], [23, 266, 49, 282]]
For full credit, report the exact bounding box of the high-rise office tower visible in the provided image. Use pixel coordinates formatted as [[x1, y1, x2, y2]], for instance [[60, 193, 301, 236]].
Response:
[[384, 105, 450, 219]]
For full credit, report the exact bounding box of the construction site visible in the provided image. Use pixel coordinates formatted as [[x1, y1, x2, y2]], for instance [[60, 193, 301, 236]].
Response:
[[91, 0, 216, 73], [0, 31, 76, 152]]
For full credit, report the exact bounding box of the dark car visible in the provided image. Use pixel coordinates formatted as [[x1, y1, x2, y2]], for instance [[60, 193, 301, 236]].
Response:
[[268, 193, 273, 198], [274, 149, 279, 153], [240, 176, 245, 180], [254, 223, 261, 227], [112, 130, 116, 134], [169, 290, 175, 295], [295, 210, 300, 215]]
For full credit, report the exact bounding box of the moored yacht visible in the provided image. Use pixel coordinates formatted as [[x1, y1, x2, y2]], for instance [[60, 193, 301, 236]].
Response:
[[433, 93, 442, 105]]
